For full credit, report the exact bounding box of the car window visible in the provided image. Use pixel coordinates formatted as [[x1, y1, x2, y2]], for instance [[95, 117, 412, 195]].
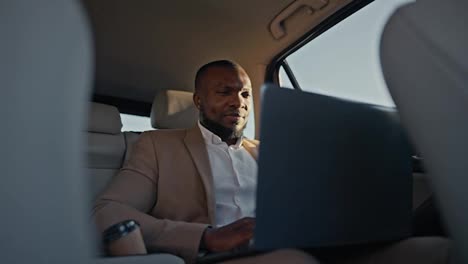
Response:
[[120, 113, 154, 132], [278, 0, 415, 107]]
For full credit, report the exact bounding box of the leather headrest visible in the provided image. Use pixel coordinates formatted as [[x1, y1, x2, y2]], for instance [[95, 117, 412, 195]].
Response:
[[151, 90, 198, 129], [87, 102, 122, 134]]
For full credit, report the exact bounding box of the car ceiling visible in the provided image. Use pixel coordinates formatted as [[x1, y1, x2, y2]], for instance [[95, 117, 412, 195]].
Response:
[[82, 0, 353, 108]]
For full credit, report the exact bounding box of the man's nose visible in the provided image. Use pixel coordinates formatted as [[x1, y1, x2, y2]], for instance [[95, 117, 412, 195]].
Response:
[[229, 93, 243, 108]]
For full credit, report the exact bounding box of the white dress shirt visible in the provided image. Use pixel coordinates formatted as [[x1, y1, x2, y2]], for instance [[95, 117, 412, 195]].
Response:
[[198, 122, 258, 227]]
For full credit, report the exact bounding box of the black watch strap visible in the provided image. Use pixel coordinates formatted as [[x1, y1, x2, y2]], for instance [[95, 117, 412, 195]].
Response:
[[199, 226, 212, 251]]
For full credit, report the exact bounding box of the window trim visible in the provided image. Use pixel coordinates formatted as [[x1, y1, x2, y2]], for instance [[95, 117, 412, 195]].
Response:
[[265, 0, 374, 85], [280, 60, 302, 90]]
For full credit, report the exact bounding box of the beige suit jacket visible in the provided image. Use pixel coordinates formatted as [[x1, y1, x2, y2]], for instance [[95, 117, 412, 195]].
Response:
[[93, 125, 259, 263]]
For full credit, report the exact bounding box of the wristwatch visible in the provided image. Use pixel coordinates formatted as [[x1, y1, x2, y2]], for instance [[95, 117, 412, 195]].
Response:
[[102, 219, 140, 244], [199, 226, 212, 251]]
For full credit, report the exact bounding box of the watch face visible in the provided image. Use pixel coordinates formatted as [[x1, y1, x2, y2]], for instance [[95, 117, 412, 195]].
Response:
[[103, 219, 139, 244]]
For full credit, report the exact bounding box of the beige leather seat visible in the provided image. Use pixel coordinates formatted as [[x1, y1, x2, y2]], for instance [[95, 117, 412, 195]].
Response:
[[381, 0, 467, 261], [151, 89, 198, 129], [86, 90, 196, 180], [86, 91, 197, 204], [86, 102, 144, 198], [86, 102, 126, 198], [1, 1, 95, 263]]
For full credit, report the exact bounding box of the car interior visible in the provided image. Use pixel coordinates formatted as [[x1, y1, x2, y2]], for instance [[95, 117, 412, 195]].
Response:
[[1, 0, 467, 263]]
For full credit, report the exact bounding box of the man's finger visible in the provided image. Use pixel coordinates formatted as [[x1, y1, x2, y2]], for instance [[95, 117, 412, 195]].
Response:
[[233, 230, 254, 245], [231, 222, 255, 232]]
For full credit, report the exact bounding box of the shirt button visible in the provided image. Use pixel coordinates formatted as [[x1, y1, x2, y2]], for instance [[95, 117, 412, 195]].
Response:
[[234, 197, 240, 204]]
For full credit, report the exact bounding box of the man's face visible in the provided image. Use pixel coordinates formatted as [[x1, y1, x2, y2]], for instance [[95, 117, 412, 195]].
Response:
[[195, 66, 252, 137]]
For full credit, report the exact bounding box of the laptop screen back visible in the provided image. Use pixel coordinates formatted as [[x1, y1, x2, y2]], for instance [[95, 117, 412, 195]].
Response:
[[254, 85, 412, 250]]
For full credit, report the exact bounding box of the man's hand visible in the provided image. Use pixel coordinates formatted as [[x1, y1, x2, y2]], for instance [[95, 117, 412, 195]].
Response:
[[202, 217, 255, 252]]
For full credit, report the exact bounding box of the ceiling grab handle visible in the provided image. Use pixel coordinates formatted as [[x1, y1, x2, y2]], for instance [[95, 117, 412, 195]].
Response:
[[269, 0, 329, 40]]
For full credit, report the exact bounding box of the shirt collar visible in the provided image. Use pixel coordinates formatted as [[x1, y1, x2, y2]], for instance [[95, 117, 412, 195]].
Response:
[[198, 121, 243, 148]]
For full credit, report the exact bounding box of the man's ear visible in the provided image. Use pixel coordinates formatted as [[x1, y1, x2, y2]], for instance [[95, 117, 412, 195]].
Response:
[[193, 93, 201, 110]]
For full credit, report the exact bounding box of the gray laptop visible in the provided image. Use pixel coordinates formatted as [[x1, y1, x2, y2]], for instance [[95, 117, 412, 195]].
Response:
[[198, 84, 412, 263], [254, 84, 412, 251]]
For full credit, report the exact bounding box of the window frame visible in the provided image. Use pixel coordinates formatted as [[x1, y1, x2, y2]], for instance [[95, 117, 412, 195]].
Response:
[[280, 60, 302, 90], [265, 0, 374, 85]]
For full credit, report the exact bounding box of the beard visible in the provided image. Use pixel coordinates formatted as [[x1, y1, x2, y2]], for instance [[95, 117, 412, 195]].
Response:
[[199, 110, 246, 142]]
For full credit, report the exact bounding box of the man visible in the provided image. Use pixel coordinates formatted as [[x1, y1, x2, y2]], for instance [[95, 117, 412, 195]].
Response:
[[93, 60, 450, 264], [93, 60, 317, 264]]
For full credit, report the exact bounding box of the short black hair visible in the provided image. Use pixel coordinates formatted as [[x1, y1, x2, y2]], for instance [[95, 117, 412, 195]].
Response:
[[194, 60, 241, 93]]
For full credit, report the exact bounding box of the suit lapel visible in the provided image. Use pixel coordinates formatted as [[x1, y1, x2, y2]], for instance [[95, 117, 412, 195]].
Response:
[[184, 125, 216, 224]]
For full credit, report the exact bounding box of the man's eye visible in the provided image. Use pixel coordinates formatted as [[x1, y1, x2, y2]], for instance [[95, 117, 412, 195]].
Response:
[[242, 92, 251, 98], [217, 91, 230, 95]]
